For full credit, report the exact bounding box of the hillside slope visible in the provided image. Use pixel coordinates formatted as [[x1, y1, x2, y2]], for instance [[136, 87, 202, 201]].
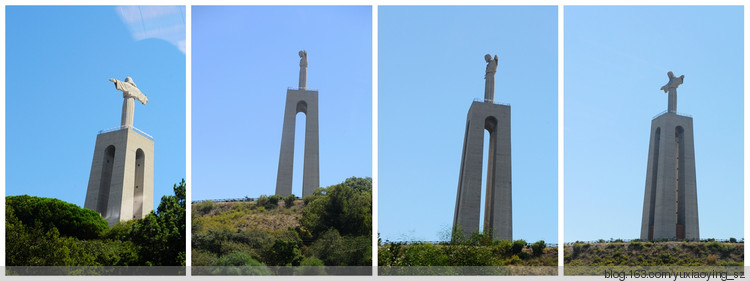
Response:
[[191, 177, 372, 270]]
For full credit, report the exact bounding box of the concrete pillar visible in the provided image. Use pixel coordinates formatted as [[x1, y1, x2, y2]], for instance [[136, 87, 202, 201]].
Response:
[[121, 98, 135, 127], [453, 101, 512, 241], [484, 76, 495, 103], [275, 89, 319, 197], [299, 68, 307, 90], [668, 88, 677, 113], [640, 112, 698, 240], [85, 128, 154, 226]]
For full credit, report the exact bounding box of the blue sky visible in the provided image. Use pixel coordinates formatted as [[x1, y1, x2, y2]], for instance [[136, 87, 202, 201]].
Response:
[[565, 6, 743, 242], [378, 6, 558, 243], [191, 6, 372, 200], [5, 6, 186, 211]]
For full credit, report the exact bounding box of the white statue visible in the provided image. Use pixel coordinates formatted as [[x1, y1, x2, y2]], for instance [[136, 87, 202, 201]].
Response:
[[660, 71, 684, 113], [109, 77, 148, 128], [484, 54, 499, 102], [299, 50, 308, 90], [660, 71, 684, 93]]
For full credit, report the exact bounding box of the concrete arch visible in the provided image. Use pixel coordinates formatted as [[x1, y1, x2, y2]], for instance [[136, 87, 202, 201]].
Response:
[[296, 100, 308, 115], [133, 148, 145, 219], [276, 89, 319, 197], [96, 145, 116, 216], [453, 101, 512, 241]]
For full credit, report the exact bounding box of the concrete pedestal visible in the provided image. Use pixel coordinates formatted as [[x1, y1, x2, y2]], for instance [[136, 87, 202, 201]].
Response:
[[640, 112, 699, 240], [275, 89, 319, 197], [453, 101, 512, 241], [84, 128, 154, 226]]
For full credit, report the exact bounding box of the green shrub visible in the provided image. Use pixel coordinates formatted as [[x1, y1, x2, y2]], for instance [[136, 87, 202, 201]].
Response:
[[283, 195, 296, 208], [214, 251, 260, 266], [492, 240, 513, 257], [443, 245, 492, 266], [531, 240, 546, 257], [262, 239, 303, 266], [254, 195, 283, 210], [399, 243, 448, 266], [195, 201, 216, 216], [504, 255, 523, 265], [511, 240, 527, 255], [307, 229, 345, 265], [295, 257, 326, 275], [268, 195, 283, 208], [103, 220, 136, 241], [572, 242, 584, 258], [192, 249, 217, 266], [211, 251, 271, 275], [255, 195, 270, 210], [379, 243, 403, 266]]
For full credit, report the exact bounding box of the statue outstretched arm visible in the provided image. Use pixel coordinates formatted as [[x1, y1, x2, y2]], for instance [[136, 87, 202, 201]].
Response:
[[109, 77, 148, 104], [133, 91, 148, 105], [110, 78, 126, 92]]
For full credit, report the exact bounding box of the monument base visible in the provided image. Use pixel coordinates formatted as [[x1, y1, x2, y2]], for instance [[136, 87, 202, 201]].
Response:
[[84, 127, 154, 226], [453, 101, 512, 241], [640, 112, 698, 241], [276, 89, 320, 198]]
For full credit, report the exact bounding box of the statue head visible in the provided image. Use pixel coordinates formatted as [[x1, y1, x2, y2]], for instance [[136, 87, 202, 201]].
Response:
[[299, 50, 306, 58], [124, 77, 136, 87], [484, 54, 492, 62]]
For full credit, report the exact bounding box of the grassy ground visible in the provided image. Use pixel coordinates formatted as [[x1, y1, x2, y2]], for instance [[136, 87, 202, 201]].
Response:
[[193, 200, 302, 233]]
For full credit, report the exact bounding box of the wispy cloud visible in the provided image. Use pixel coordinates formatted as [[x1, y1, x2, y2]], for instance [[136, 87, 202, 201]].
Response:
[[116, 6, 186, 54]]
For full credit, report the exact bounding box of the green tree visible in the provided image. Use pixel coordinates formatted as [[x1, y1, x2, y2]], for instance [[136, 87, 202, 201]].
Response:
[[299, 177, 372, 239], [262, 239, 304, 266], [6, 195, 107, 240], [128, 179, 186, 265]]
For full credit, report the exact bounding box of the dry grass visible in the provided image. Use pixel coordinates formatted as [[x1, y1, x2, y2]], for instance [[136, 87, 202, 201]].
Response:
[[193, 200, 304, 233]]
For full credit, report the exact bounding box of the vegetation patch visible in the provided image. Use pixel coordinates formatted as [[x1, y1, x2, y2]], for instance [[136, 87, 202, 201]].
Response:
[[191, 177, 372, 270], [378, 238, 557, 267], [564, 240, 744, 266], [6, 180, 187, 266]]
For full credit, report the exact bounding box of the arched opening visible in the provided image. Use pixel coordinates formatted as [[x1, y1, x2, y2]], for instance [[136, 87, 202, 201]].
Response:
[[675, 126, 685, 240], [97, 145, 116, 216], [481, 116, 498, 236], [292, 100, 308, 197], [133, 149, 145, 219], [648, 127, 660, 240], [479, 128, 488, 233]]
